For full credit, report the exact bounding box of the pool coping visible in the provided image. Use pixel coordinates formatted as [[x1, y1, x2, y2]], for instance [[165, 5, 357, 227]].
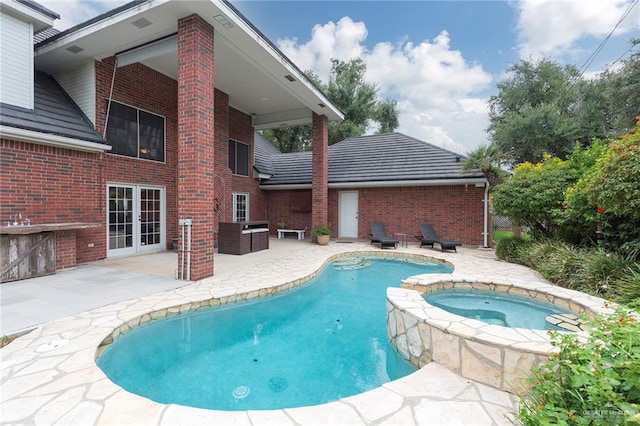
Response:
[[387, 275, 611, 394], [1, 243, 561, 425]]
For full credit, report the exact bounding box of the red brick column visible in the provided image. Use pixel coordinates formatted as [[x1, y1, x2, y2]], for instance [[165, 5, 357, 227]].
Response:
[[311, 113, 329, 232], [177, 15, 215, 280]]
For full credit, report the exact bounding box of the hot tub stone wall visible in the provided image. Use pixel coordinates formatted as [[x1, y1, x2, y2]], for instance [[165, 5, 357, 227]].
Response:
[[387, 278, 611, 395]]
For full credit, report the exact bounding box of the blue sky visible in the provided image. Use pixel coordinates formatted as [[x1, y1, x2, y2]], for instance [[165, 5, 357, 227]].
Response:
[[39, 0, 640, 154]]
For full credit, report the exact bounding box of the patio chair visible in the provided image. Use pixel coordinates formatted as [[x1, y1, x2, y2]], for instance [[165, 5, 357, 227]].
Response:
[[416, 223, 462, 252], [369, 222, 399, 249]]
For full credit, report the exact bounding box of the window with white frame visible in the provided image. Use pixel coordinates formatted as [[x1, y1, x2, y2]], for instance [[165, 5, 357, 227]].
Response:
[[106, 100, 165, 162], [232, 192, 249, 222], [228, 139, 249, 176]]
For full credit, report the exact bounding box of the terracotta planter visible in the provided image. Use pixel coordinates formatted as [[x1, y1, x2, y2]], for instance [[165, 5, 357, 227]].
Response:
[[316, 234, 330, 245]]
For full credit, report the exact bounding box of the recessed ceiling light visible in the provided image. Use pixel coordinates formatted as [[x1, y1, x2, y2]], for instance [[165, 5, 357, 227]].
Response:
[[131, 17, 153, 29], [284, 75, 295, 82], [262, 97, 268, 101], [66, 45, 84, 54], [318, 103, 326, 108]]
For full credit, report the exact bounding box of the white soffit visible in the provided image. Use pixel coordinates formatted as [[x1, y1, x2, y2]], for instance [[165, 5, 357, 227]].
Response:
[[116, 35, 177, 68]]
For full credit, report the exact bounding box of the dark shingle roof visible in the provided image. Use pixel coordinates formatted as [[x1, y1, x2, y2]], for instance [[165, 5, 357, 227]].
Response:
[[254, 132, 282, 176], [0, 71, 105, 144], [256, 133, 484, 186]]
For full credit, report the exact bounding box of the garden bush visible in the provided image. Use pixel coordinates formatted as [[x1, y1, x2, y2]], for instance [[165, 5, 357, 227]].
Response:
[[495, 236, 532, 262], [518, 306, 640, 425], [495, 239, 639, 305]]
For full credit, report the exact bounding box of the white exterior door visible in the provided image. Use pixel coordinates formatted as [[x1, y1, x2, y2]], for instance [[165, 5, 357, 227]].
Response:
[[107, 184, 165, 257], [339, 191, 359, 238]]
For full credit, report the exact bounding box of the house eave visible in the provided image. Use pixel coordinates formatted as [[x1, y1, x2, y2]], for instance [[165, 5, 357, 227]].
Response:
[[0, 126, 111, 153], [259, 177, 488, 190]]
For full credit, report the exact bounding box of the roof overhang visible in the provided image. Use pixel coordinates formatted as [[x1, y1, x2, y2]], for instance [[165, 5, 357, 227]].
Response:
[[259, 178, 488, 191], [34, 0, 343, 130], [0, 125, 112, 153], [1, 0, 58, 32]]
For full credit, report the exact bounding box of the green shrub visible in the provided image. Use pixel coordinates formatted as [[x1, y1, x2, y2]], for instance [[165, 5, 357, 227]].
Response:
[[518, 306, 640, 425], [614, 266, 640, 310], [495, 236, 532, 262]]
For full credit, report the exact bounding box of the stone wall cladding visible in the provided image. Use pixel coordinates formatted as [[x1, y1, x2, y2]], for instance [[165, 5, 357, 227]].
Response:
[[386, 278, 611, 395]]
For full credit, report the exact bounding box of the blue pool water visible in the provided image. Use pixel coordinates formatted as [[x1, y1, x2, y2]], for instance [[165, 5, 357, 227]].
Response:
[[425, 289, 574, 330], [97, 256, 452, 410]]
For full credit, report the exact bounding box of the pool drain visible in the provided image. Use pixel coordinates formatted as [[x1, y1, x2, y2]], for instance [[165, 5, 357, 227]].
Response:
[[232, 386, 250, 399]]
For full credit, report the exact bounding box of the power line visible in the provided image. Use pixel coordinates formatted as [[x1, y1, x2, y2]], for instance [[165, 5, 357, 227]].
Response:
[[575, 0, 638, 79]]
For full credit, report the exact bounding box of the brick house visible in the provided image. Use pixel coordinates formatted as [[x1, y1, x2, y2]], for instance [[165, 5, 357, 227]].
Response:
[[1, 0, 487, 282], [255, 133, 489, 247]]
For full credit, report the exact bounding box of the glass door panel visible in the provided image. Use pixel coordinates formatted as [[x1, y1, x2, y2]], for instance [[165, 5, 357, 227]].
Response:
[[108, 185, 134, 255], [139, 187, 162, 249]]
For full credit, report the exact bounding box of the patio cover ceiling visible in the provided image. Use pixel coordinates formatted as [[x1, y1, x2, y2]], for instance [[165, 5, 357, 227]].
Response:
[[34, 0, 343, 130]]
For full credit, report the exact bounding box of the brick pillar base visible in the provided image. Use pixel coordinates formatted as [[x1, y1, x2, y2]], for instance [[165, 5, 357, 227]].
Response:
[[312, 113, 329, 233], [177, 15, 215, 280]]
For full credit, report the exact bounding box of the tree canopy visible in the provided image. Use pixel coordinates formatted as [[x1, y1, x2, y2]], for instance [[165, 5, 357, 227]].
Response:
[[488, 46, 640, 165], [261, 58, 400, 152]]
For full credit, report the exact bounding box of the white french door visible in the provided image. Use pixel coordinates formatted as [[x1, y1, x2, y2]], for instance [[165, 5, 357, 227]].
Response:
[[107, 184, 165, 257]]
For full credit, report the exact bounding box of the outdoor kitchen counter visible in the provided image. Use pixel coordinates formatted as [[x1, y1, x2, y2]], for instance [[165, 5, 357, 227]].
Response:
[[0, 222, 100, 234], [1, 223, 101, 282]]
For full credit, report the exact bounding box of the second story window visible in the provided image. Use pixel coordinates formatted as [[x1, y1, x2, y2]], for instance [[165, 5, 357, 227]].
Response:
[[228, 139, 249, 176], [106, 101, 165, 162]]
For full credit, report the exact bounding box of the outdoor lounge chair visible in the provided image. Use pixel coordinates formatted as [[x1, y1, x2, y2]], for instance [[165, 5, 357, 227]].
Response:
[[369, 222, 399, 249], [416, 223, 462, 252]]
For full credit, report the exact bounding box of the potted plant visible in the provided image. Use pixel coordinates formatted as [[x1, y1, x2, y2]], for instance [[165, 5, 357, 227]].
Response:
[[277, 219, 287, 229], [310, 223, 331, 245]]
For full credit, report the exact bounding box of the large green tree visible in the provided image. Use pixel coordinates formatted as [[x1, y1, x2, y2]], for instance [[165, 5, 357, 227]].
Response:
[[488, 59, 582, 164], [262, 58, 399, 152], [604, 44, 640, 135]]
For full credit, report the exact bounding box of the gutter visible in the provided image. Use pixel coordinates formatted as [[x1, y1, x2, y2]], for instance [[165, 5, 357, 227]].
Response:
[[259, 177, 487, 190], [0, 126, 111, 153]]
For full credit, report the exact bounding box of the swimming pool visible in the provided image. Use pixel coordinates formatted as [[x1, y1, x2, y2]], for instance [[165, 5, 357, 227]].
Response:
[[97, 255, 452, 410], [424, 288, 574, 330]]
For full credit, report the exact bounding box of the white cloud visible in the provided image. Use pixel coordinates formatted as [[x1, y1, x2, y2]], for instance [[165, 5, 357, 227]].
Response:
[[37, 3, 494, 154], [38, 1, 130, 30], [516, 0, 640, 60], [278, 18, 494, 154]]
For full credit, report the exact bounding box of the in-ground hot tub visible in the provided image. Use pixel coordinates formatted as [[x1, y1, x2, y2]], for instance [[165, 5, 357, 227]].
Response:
[[386, 277, 611, 394]]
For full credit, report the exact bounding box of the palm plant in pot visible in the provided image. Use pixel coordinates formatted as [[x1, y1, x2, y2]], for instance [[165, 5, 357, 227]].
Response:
[[310, 223, 331, 245]]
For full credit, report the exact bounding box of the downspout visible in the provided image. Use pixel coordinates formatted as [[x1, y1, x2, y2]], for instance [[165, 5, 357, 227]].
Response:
[[483, 181, 490, 248]]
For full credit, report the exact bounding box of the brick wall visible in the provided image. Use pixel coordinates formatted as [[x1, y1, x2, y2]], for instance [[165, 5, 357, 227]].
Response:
[[329, 185, 486, 246], [95, 58, 179, 250], [177, 14, 216, 280], [263, 184, 486, 246], [0, 139, 104, 266], [311, 113, 328, 228]]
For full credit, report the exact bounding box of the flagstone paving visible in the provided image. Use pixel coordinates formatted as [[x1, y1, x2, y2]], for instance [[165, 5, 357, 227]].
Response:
[[0, 240, 561, 425]]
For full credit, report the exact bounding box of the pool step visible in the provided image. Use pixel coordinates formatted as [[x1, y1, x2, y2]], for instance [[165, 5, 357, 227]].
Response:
[[546, 313, 588, 331], [332, 259, 372, 270]]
